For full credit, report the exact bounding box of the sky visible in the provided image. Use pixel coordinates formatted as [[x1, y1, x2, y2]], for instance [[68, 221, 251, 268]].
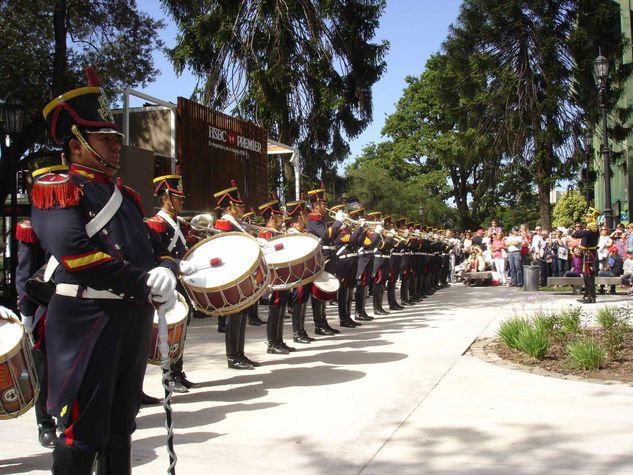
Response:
[[130, 0, 464, 169]]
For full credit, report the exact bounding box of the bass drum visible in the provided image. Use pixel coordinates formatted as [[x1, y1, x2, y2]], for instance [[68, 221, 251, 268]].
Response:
[[180, 232, 271, 315], [0, 318, 39, 419], [263, 233, 323, 291], [311, 271, 340, 301], [148, 292, 189, 365]]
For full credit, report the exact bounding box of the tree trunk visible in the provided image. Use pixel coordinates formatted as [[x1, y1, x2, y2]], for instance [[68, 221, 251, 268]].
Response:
[[537, 182, 552, 231]]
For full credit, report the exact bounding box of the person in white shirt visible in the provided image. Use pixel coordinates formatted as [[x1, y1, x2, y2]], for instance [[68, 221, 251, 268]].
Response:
[[506, 226, 523, 286], [621, 250, 633, 288]]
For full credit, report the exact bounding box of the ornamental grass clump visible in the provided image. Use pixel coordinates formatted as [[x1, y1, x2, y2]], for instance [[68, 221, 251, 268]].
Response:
[[497, 317, 530, 350], [566, 338, 605, 370], [596, 305, 630, 360], [559, 306, 583, 335], [515, 325, 550, 360], [533, 312, 560, 334]]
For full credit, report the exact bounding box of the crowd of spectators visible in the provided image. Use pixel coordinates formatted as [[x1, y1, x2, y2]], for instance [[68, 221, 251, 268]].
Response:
[[447, 220, 633, 292]]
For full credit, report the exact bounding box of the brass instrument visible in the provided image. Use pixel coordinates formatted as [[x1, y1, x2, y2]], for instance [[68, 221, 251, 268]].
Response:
[[189, 213, 220, 239], [325, 208, 383, 228], [239, 221, 284, 236]]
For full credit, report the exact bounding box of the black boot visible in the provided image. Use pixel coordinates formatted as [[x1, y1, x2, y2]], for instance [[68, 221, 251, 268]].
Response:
[[387, 281, 404, 310], [373, 283, 389, 315], [355, 286, 373, 321], [227, 313, 253, 369], [299, 301, 315, 341], [339, 287, 360, 327], [52, 442, 97, 475], [217, 315, 226, 333], [32, 348, 57, 448], [38, 423, 57, 449], [94, 434, 131, 475], [312, 297, 335, 335], [248, 303, 265, 326], [321, 299, 339, 334], [400, 279, 414, 306], [277, 306, 295, 352], [292, 301, 311, 343]]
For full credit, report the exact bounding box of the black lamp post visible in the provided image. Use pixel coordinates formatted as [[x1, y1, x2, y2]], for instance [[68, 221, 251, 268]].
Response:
[[582, 132, 593, 207], [594, 53, 613, 230], [3, 97, 25, 302]]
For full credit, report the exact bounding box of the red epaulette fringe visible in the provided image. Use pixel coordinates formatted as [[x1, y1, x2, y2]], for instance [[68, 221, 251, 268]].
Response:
[[31, 180, 81, 209], [308, 213, 322, 221], [147, 217, 167, 233], [214, 219, 232, 231], [15, 220, 38, 243]]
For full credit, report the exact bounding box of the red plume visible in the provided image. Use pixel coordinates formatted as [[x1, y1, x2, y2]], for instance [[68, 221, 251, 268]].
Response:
[[86, 67, 102, 87], [272, 191, 278, 200], [300, 192, 304, 200], [231, 179, 237, 187], [320, 180, 325, 188]]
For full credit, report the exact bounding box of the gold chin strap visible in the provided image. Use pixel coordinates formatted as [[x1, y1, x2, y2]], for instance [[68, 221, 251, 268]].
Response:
[[71, 125, 117, 170]]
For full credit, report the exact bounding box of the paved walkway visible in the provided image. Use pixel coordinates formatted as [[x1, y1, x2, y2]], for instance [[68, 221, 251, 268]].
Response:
[[2, 285, 633, 474]]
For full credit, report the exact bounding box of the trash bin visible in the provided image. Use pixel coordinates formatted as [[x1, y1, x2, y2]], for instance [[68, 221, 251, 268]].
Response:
[[523, 265, 540, 292]]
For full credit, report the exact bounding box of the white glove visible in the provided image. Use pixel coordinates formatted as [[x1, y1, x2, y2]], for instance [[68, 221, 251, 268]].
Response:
[[20, 314, 35, 332], [152, 289, 177, 312], [179, 260, 195, 276], [335, 210, 345, 222], [147, 267, 176, 300], [403, 229, 410, 238], [388, 229, 396, 238], [375, 224, 383, 234], [359, 218, 366, 227], [0, 306, 19, 323]]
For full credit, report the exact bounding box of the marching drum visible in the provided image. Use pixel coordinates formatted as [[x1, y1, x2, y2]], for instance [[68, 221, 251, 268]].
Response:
[[311, 271, 340, 301], [180, 232, 271, 315], [0, 318, 39, 419], [148, 292, 189, 365], [263, 233, 324, 291]]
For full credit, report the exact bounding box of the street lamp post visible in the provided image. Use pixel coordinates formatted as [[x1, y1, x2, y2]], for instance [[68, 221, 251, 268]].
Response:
[[3, 97, 25, 302], [594, 53, 613, 230], [582, 132, 593, 207]]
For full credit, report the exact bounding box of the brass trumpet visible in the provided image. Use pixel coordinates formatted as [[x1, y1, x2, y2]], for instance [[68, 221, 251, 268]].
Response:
[[239, 221, 283, 236], [325, 208, 383, 228]]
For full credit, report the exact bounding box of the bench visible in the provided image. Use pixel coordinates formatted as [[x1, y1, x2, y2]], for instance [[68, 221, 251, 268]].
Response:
[[462, 272, 493, 285], [547, 276, 623, 295]]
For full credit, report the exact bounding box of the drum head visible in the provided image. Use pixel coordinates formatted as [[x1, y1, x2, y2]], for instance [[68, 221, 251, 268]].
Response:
[[181, 233, 262, 289], [0, 319, 23, 360], [314, 271, 340, 292], [264, 234, 319, 265], [153, 292, 188, 325]]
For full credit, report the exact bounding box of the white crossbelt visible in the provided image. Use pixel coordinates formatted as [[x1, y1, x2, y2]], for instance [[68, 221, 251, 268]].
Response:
[[56, 283, 122, 300], [339, 253, 358, 259], [158, 209, 186, 253]]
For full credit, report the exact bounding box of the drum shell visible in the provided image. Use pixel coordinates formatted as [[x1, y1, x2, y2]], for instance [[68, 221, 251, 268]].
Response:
[[311, 271, 340, 301], [0, 321, 39, 419], [266, 234, 323, 291], [148, 292, 189, 366], [180, 232, 271, 316]]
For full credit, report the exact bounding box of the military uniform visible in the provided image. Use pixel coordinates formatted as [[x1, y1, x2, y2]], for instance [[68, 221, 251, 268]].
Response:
[[36, 76, 179, 473], [572, 209, 601, 303]]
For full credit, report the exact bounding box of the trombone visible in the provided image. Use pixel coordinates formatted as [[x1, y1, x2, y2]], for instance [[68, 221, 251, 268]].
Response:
[[325, 208, 382, 228]]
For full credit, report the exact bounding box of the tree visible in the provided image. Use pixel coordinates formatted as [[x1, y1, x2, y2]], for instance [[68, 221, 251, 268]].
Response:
[[0, 0, 165, 205], [552, 190, 587, 229], [162, 0, 388, 182]]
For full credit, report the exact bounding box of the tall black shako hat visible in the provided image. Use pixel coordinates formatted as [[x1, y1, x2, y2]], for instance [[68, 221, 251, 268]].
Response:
[[42, 67, 122, 144], [286, 193, 306, 216], [258, 191, 283, 219], [307, 181, 327, 203], [214, 180, 244, 208], [153, 175, 185, 197]]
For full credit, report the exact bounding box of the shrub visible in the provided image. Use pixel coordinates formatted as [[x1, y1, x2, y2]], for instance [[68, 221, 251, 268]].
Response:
[[533, 312, 560, 334], [596, 306, 629, 360], [497, 317, 530, 350], [566, 338, 605, 370], [559, 307, 583, 335], [516, 325, 550, 360]]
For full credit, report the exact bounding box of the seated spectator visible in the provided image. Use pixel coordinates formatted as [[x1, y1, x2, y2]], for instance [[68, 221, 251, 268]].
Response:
[[598, 245, 624, 294], [621, 249, 633, 288], [564, 247, 584, 277], [463, 246, 487, 285], [471, 228, 486, 251]]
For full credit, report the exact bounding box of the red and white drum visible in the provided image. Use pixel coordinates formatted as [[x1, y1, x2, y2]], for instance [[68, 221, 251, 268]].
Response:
[[311, 271, 340, 301], [263, 233, 323, 291], [180, 232, 271, 315], [0, 318, 39, 419], [148, 292, 189, 366]]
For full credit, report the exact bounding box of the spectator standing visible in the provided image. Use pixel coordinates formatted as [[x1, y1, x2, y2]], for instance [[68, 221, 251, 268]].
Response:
[[490, 230, 508, 285], [533, 229, 552, 286], [471, 228, 486, 250], [597, 227, 611, 271], [519, 224, 532, 265], [598, 246, 624, 294], [566, 223, 582, 270], [487, 219, 502, 235], [551, 229, 568, 277], [621, 250, 633, 287], [506, 226, 523, 286]]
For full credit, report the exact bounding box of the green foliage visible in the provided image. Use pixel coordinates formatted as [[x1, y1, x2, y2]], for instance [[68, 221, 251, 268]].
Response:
[[516, 325, 550, 360], [552, 190, 588, 229], [163, 0, 388, 177], [497, 317, 531, 350], [566, 338, 605, 370], [596, 305, 630, 360], [533, 312, 561, 334], [560, 306, 583, 335]]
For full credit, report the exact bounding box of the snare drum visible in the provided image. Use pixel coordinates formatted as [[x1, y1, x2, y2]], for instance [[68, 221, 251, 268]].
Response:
[[0, 318, 39, 419], [148, 292, 189, 365], [180, 232, 271, 315], [264, 233, 323, 290], [311, 271, 340, 301]]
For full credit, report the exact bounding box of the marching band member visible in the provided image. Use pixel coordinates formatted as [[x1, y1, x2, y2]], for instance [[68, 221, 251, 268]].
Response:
[[332, 204, 365, 327], [258, 194, 295, 354], [213, 181, 259, 369], [242, 209, 266, 327], [286, 197, 315, 343], [147, 175, 198, 393], [354, 208, 381, 321], [306, 185, 343, 335], [386, 218, 405, 311], [369, 213, 392, 315], [572, 208, 601, 304], [399, 222, 415, 306], [35, 69, 179, 473]]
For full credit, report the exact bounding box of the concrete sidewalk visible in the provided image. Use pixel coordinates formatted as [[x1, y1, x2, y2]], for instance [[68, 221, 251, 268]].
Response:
[[2, 285, 632, 474]]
